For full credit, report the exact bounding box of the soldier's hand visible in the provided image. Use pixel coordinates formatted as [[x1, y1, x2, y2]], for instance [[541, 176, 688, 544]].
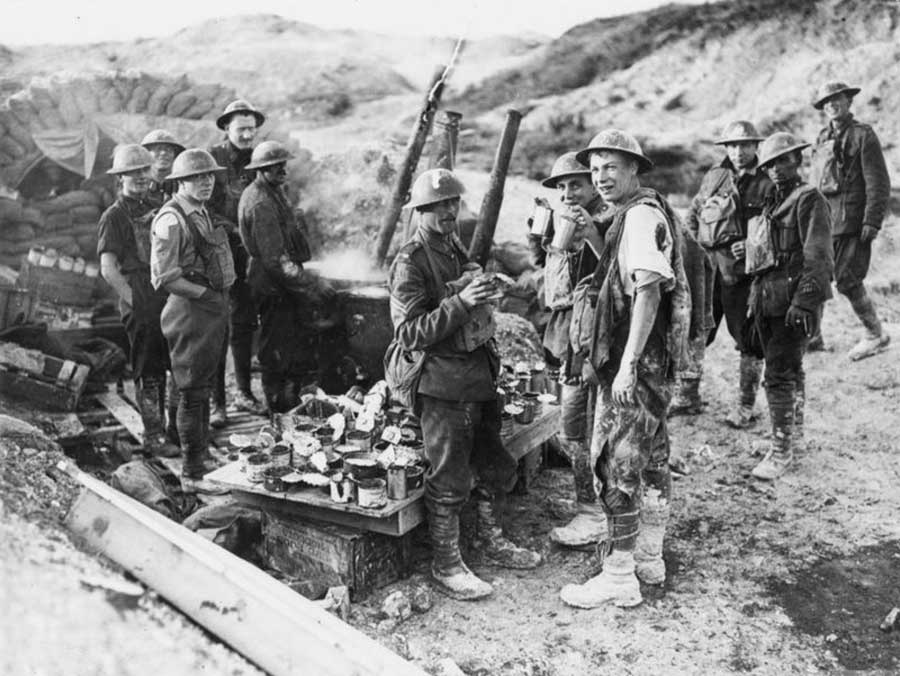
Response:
[[458, 277, 495, 308], [611, 363, 637, 407], [785, 305, 814, 337], [860, 225, 879, 243], [730, 240, 746, 259]]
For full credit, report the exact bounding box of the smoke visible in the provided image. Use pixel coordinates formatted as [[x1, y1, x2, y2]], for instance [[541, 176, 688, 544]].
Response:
[[306, 249, 386, 283]]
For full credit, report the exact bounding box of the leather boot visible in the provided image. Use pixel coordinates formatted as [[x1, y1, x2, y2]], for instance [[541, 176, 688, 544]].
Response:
[[261, 370, 284, 414], [848, 291, 890, 361], [668, 376, 702, 416], [634, 490, 669, 585], [209, 400, 228, 429], [551, 438, 607, 548], [725, 355, 762, 429], [429, 503, 492, 600], [793, 373, 805, 447], [178, 388, 226, 494], [138, 377, 180, 458], [474, 493, 541, 569], [752, 390, 794, 480], [560, 511, 642, 609], [165, 377, 180, 447]]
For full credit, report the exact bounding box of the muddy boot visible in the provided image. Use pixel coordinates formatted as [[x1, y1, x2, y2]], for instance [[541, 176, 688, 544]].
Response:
[[209, 401, 228, 429], [848, 291, 890, 361], [668, 376, 702, 416], [725, 355, 762, 429], [178, 387, 227, 494], [164, 376, 180, 447], [560, 511, 642, 608], [138, 377, 180, 458], [793, 374, 805, 448], [429, 503, 492, 601], [234, 390, 267, 416], [262, 370, 284, 414], [752, 388, 794, 481], [550, 502, 608, 549], [634, 491, 669, 585], [474, 494, 541, 569]]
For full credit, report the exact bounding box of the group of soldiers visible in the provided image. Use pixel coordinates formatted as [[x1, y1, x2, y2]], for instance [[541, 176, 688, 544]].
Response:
[[386, 79, 891, 609], [98, 100, 325, 493]]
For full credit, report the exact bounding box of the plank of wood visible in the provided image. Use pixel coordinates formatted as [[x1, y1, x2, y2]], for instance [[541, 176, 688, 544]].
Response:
[[96, 391, 144, 444], [61, 462, 426, 676], [504, 404, 560, 461], [0, 368, 81, 411]]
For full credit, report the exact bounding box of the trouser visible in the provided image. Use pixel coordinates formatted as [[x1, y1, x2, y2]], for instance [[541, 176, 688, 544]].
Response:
[[178, 386, 209, 478], [212, 279, 258, 406], [559, 378, 597, 503], [418, 395, 518, 509], [121, 272, 170, 381], [833, 235, 871, 299], [708, 272, 754, 355], [755, 314, 808, 438]]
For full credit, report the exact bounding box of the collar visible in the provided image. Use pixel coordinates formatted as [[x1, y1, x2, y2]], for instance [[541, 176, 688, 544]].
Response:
[[173, 192, 206, 216], [221, 140, 252, 168], [829, 113, 854, 135], [119, 193, 147, 209], [419, 225, 458, 255], [719, 156, 762, 177]]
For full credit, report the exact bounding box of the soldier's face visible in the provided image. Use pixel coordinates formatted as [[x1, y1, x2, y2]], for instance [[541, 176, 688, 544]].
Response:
[[764, 152, 801, 187], [261, 162, 288, 187], [823, 94, 852, 121], [556, 175, 596, 208], [725, 141, 758, 170], [146, 144, 176, 175], [589, 151, 639, 205], [419, 197, 460, 235], [226, 114, 259, 149], [120, 167, 150, 197], [180, 172, 216, 203]]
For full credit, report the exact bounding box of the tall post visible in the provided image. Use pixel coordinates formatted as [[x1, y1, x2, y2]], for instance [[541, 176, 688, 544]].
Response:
[[467, 109, 522, 267], [374, 66, 446, 268], [430, 110, 463, 170]]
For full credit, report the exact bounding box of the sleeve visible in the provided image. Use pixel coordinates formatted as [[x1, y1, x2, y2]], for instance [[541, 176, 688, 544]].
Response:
[[792, 192, 834, 311], [96, 207, 125, 259], [684, 188, 703, 238], [860, 128, 891, 229], [150, 212, 185, 289], [620, 205, 675, 289], [527, 234, 546, 267], [389, 250, 471, 351], [250, 202, 319, 295]]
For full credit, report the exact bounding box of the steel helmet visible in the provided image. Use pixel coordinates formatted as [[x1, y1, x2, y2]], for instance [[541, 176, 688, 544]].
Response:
[[167, 148, 226, 180], [575, 129, 653, 174], [141, 129, 185, 154], [757, 132, 810, 168], [541, 152, 590, 188], [407, 168, 465, 210], [106, 144, 152, 175], [245, 140, 294, 170], [216, 99, 266, 130], [812, 81, 861, 110], [714, 120, 764, 145]]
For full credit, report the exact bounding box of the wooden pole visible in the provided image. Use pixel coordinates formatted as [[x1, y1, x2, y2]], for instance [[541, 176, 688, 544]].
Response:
[[429, 110, 462, 171], [467, 109, 522, 267], [374, 66, 446, 268]]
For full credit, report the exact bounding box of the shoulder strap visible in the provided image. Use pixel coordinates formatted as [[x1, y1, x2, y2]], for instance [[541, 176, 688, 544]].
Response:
[[166, 199, 208, 251]]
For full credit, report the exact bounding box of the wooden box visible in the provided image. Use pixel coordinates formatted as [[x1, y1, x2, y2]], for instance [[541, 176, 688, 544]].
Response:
[[17, 259, 100, 307], [0, 340, 91, 411], [0, 286, 37, 330], [263, 512, 411, 601]]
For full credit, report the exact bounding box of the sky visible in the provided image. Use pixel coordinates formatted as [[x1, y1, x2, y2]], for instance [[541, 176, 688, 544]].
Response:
[[2, 0, 710, 45]]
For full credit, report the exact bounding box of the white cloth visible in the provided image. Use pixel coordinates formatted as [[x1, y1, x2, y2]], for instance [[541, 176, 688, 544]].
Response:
[[617, 203, 675, 296]]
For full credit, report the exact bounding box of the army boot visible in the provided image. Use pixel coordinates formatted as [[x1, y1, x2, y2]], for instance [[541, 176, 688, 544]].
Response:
[[179, 387, 228, 495], [137, 377, 180, 458], [752, 390, 794, 481], [560, 510, 642, 609], [848, 291, 890, 361], [165, 377, 180, 447], [725, 355, 762, 429], [550, 438, 608, 548], [429, 503, 492, 601], [793, 374, 806, 448], [474, 493, 541, 569], [668, 375, 703, 416], [633, 489, 670, 585]]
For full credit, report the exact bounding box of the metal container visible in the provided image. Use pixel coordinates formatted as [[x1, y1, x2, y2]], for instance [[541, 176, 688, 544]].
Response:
[[338, 285, 393, 381], [246, 452, 271, 483], [386, 466, 408, 500], [330, 472, 356, 503], [346, 429, 371, 452], [357, 478, 388, 509], [270, 444, 292, 468], [405, 465, 425, 490]]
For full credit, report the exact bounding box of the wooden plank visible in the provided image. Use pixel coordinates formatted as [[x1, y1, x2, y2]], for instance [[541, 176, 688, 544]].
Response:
[[60, 462, 427, 676], [96, 391, 144, 444], [504, 404, 560, 461], [0, 368, 80, 411]]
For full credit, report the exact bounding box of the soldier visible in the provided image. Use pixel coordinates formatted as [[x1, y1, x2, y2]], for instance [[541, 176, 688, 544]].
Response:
[[207, 100, 268, 425], [238, 141, 326, 412], [141, 129, 184, 209], [98, 144, 179, 458], [388, 168, 541, 601], [151, 149, 235, 493], [810, 81, 891, 360], [676, 121, 775, 427], [560, 130, 691, 609], [527, 152, 609, 549], [747, 133, 833, 480]]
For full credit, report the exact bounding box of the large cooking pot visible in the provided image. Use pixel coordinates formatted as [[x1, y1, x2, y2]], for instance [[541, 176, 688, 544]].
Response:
[[338, 284, 392, 380]]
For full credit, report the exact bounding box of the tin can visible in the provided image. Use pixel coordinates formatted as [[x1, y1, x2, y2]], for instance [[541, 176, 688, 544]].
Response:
[[330, 472, 356, 503], [386, 465, 408, 500], [530, 202, 553, 237], [357, 478, 388, 509]]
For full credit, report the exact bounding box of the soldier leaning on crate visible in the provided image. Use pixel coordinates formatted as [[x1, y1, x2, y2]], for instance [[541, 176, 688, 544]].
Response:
[[746, 133, 833, 481], [151, 149, 235, 495], [141, 129, 184, 209], [525, 152, 610, 549], [387, 168, 541, 601], [238, 141, 331, 413], [560, 130, 692, 609], [98, 144, 180, 459], [809, 81, 891, 361], [207, 100, 269, 425], [675, 121, 775, 427]]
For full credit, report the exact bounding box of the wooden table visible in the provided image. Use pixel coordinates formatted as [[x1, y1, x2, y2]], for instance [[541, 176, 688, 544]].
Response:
[[205, 402, 561, 537]]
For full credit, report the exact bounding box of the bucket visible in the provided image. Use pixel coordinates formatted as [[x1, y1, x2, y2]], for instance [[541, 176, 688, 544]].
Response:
[[357, 478, 387, 509]]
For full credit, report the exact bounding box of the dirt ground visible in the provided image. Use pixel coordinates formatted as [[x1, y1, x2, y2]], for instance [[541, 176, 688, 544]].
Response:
[[2, 285, 899, 675]]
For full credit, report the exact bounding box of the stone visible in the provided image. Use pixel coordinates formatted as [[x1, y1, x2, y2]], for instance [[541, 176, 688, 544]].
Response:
[[380, 590, 412, 621], [409, 583, 433, 613]]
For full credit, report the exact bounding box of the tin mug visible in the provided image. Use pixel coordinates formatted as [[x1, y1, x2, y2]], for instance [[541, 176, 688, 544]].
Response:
[[530, 202, 552, 236]]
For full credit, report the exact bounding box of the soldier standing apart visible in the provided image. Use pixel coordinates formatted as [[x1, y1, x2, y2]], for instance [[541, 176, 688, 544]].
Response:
[[142, 129, 184, 209], [389, 168, 540, 601], [527, 152, 609, 548], [810, 81, 891, 360], [747, 133, 833, 481], [239, 141, 325, 412], [98, 144, 179, 458], [561, 130, 691, 609], [151, 149, 236, 493], [675, 121, 775, 427], [207, 100, 268, 425]]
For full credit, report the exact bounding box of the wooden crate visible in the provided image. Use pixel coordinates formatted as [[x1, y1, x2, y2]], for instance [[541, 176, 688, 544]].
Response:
[[0, 340, 90, 411], [0, 286, 37, 330], [17, 259, 100, 307], [263, 512, 411, 601]]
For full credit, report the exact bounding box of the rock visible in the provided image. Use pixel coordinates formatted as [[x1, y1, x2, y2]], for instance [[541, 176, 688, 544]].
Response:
[[376, 618, 398, 633], [381, 589, 412, 621], [409, 583, 433, 613], [880, 607, 900, 632], [434, 658, 468, 676]]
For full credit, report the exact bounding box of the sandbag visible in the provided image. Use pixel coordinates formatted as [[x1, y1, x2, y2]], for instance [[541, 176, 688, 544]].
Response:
[[19, 206, 45, 227], [45, 211, 72, 231], [71, 80, 100, 117], [145, 76, 188, 117], [0, 135, 28, 160], [125, 83, 154, 114], [112, 76, 137, 104], [3, 224, 36, 242], [182, 502, 263, 561], [7, 93, 41, 128], [30, 86, 66, 129], [490, 240, 535, 277], [166, 92, 197, 118], [71, 204, 101, 223], [55, 85, 83, 127], [110, 458, 197, 521], [34, 189, 102, 214], [0, 110, 36, 149], [183, 98, 215, 119], [0, 198, 25, 223], [74, 233, 95, 254], [98, 87, 124, 115]]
